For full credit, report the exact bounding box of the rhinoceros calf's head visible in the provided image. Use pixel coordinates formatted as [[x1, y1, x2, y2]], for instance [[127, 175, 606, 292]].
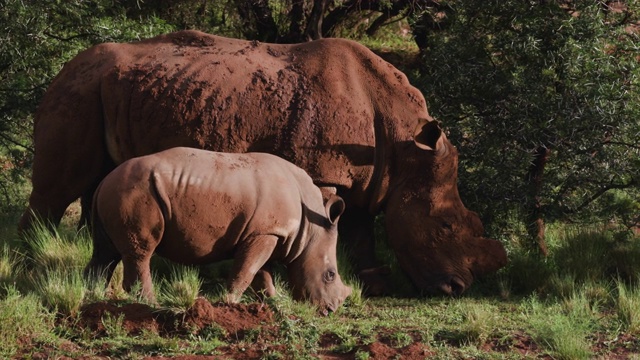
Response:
[[384, 120, 508, 295], [288, 195, 352, 314]]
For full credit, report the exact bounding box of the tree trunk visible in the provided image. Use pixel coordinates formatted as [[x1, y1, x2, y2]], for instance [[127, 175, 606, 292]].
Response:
[[234, 0, 279, 42], [285, 0, 306, 42], [305, 0, 331, 40], [525, 146, 551, 256], [409, 2, 453, 51]]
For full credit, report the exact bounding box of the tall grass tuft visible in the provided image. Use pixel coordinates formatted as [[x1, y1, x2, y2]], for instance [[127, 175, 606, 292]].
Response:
[[34, 267, 86, 317], [552, 228, 613, 283], [525, 297, 594, 359], [503, 250, 554, 295], [615, 280, 640, 335], [0, 245, 21, 290], [609, 235, 640, 283], [23, 218, 92, 271], [449, 300, 501, 346], [0, 285, 56, 358], [507, 225, 640, 299], [160, 264, 202, 311]]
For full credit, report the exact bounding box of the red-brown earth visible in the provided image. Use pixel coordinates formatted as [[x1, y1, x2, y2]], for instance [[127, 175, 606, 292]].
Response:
[[14, 296, 640, 359]]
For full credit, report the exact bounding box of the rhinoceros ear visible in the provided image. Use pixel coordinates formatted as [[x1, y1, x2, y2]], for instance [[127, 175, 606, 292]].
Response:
[[414, 119, 444, 151], [325, 195, 346, 226]]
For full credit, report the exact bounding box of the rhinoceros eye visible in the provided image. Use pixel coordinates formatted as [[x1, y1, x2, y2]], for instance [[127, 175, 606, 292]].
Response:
[[323, 270, 336, 283]]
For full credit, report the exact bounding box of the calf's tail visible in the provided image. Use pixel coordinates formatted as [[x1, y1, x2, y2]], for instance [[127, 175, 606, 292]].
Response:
[[150, 171, 172, 220]]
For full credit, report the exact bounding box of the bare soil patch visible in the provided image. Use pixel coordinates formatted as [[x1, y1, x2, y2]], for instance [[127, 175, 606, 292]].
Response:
[[14, 296, 640, 359], [71, 297, 441, 359]]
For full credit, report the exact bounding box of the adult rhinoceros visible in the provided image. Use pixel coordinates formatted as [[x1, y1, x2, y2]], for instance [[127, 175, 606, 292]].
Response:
[[19, 30, 506, 295]]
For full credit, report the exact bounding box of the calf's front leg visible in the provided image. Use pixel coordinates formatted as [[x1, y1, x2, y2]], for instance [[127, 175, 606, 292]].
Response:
[[251, 266, 277, 299], [225, 235, 278, 303]]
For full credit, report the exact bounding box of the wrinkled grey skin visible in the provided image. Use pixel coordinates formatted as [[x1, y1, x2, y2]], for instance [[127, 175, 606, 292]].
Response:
[[85, 147, 351, 314]]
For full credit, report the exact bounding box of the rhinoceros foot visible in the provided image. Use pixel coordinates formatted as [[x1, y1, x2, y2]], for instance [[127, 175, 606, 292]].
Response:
[[358, 266, 392, 296]]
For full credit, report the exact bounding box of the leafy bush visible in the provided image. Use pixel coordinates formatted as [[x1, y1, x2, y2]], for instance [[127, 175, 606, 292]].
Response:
[[414, 1, 640, 240], [0, 0, 175, 214]]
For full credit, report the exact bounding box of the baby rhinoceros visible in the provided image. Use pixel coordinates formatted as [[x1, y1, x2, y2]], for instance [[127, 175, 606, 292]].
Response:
[[85, 147, 352, 314]]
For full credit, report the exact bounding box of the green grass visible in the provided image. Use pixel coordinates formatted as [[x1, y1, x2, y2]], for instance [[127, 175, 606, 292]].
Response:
[[34, 267, 87, 317], [0, 285, 56, 358], [526, 297, 595, 359], [23, 218, 92, 271], [160, 264, 202, 312], [0, 210, 639, 358], [0, 244, 21, 290], [616, 281, 640, 335]]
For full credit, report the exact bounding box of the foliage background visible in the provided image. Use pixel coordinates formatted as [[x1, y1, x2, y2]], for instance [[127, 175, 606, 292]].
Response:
[[0, 0, 638, 243], [0, 2, 639, 358], [414, 1, 640, 242]]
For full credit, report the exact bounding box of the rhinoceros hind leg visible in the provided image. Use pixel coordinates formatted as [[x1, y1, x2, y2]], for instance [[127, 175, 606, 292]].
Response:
[[122, 254, 156, 303], [19, 107, 110, 235], [226, 235, 278, 303], [19, 167, 108, 237], [84, 210, 123, 289], [85, 242, 121, 279]]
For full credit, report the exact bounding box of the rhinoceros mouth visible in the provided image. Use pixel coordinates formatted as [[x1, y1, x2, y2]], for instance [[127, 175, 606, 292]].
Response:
[[436, 275, 467, 296], [415, 272, 471, 297], [318, 299, 341, 316]]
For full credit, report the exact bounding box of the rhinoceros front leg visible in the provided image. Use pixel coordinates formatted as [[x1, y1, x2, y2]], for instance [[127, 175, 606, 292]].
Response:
[[225, 235, 278, 303], [339, 208, 391, 296], [250, 266, 277, 299]]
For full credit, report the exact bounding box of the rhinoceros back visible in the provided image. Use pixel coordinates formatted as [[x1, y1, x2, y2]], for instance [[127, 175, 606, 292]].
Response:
[[98, 31, 430, 210], [96, 147, 320, 264]]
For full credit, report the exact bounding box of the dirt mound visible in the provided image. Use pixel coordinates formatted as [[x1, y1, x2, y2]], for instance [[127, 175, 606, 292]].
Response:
[[182, 298, 274, 336], [79, 297, 274, 338], [361, 341, 433, 358], [74, 297, 439, 359]]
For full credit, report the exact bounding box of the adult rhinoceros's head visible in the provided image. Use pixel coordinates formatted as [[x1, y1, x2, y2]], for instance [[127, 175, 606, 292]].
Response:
[[384, 120, 507, 296]]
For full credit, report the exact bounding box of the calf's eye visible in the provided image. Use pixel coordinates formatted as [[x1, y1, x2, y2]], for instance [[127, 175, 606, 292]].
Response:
[[323, 270, 336, 283]]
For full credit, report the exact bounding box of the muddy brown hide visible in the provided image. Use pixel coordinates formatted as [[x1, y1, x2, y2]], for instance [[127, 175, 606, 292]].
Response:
[[386, 125, 507, 295], [21, 30, 506, 295], [85, 147, 351, 313]]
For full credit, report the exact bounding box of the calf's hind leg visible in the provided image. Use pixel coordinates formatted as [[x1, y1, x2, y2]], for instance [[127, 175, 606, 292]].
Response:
[[122, 254, 156, 303], [84, 236, 122, 289], [102, 195, 165, 303], [250, 267, 277, 299]]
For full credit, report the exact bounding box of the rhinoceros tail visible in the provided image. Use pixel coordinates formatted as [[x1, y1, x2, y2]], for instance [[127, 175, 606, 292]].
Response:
[[149, 171, 172, 221]]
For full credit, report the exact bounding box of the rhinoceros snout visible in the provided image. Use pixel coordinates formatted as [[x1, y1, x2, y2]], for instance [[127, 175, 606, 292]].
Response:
[[319, 284, 352, 316]]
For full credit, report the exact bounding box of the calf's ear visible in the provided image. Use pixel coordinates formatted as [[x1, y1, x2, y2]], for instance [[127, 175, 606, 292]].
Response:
[[325, 195, 345, 225], [414, 119, 444, 151]]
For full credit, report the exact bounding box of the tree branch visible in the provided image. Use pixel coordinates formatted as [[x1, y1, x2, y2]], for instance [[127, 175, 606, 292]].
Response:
[[570, 178, 638, 214], [604, 140, 640, 150], [0, 132, 33, 153], [43, 31, 97, 42]]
